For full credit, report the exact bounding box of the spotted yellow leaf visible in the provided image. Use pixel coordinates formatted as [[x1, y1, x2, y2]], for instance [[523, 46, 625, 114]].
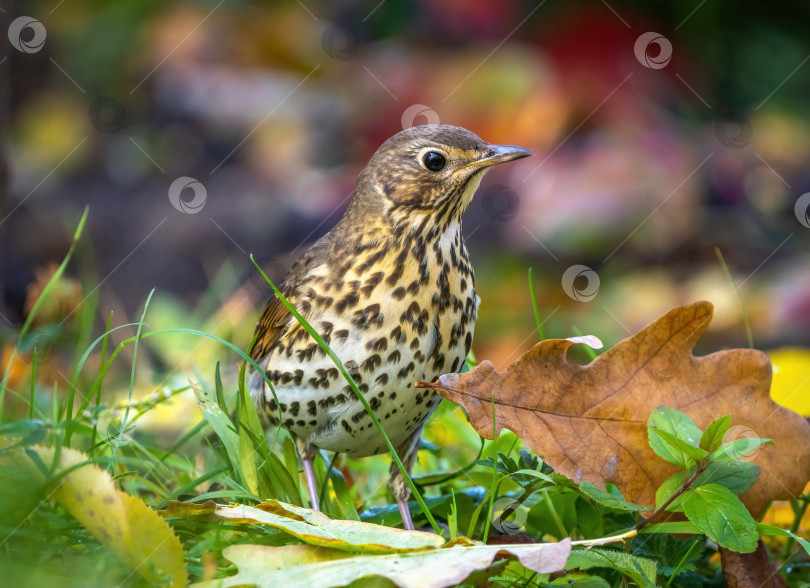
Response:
[[12, 445, 187, 587]]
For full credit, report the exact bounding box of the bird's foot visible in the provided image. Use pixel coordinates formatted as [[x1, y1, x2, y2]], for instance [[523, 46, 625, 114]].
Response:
[[397, 498, 414, 530], [301, 449, 320, 511]]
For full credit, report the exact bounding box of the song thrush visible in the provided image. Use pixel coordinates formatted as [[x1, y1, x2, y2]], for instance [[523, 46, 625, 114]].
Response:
[[249, 124, 532, 529]]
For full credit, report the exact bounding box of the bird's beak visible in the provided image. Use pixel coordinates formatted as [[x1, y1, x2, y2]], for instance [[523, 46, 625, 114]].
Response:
[[469, 144, 534, 169]]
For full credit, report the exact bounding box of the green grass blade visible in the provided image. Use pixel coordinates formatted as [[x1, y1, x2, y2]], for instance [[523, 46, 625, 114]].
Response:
[[67, 322, 307, 504], [161, 465, 235, 506], [66, 321, 141, 446], [715, 247, 754, 349], [89, 312, 115, 447], [160, 419, 208, 461], [260, 448, 302, 504], [108, 290, 154, 461], [28, 350, 36, 420], [212, 362, 247, 487], [449, 489, 458, 539], [191, 376, 239, 473], [236, 356, 279, 498], [666, 538, 701, 586], [328, 464, 360, 521], [214, 362, 228, 413], [481, 391, 499, 542], [528, 267, 545, 340]]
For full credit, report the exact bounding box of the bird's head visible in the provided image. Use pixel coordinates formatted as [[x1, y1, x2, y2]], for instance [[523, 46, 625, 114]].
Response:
[[351, 125, 533, 230]]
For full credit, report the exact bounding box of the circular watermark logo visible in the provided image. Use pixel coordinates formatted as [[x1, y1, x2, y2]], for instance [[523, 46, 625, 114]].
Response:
[[401, 104, 440, 140], [481, 184, 520, 221], [794, 193, 810, 229], [8, 16, 47, 54], [562, 265, 600, 302], [321, 24, 359, 61], [715, 114, 752, 149], [490, 497, 529, 535], [422, 420, 448, 450], [722, 425, 762, 462], [645, 349, 680, 382], [17, 330, 55, 364], [89, 97, 127, 133], [168, 176, 207, 214], [97, 407, 135, 448], [634, 32, 672, 70]]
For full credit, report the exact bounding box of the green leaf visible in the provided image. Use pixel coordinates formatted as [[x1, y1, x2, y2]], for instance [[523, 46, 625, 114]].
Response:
[[579, 481, 651, 512], [649, 427, 709, 465], [564, 548, 657, 588], [648, 406, 703, 445], [511, 468, 555, 484], [190, 379, 240, 473], [324, 464, 360, 522], [550, 573, 611, 587], [656, 460, 761, 512], [220, 363, 258, 497], [710, 437, 774, 462], [631, 534, 705, 580], [655, 471, 686, 512], [681, 484, 758, 553], [527, 488, 578, 540], [518, 449, 541, 471], [647, 406, 705, 469], [640, 521, 700, 534], [236, 357, 294, 501], [756, 523, 810, 556], [699, 415, 731, 452], [696, 460, 760, 495]]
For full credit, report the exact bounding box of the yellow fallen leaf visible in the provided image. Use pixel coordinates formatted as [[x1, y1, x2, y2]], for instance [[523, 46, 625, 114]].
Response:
[[160, 499, 219, 519], [12, 445, 187, 587], [192, 540, 572, 588], [769, 348, 810, 416], [192, 544, 353, 587], [214, 500, 444, 553]]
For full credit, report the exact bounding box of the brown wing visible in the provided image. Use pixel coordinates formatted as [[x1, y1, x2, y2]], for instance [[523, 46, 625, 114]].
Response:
[[249, 288, 296, 363], [249, 240, 330, 364]]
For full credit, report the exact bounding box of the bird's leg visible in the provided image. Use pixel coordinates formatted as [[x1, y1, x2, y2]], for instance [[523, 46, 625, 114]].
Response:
[[389, 424, 425, 531], [296, 439, 320, 511]]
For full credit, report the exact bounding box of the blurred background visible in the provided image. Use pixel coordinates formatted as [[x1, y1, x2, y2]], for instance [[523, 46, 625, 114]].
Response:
[[2, 0, 810, 416], [4, 5, 810, 584]]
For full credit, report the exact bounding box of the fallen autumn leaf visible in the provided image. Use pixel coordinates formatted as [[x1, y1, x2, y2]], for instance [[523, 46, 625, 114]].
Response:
[[433, 301, 810, 517]]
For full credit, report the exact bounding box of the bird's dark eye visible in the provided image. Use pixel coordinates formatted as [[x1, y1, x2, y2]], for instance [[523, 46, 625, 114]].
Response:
[[422, 151, 446, 172]]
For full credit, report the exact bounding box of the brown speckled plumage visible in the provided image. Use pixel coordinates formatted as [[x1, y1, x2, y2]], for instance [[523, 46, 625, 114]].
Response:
[[249, 124, 532, 529]]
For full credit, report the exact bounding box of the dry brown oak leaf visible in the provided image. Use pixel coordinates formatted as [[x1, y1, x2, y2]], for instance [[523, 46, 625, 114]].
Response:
[[435, 301, 810, 518], [721, 541, 787, 588]]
